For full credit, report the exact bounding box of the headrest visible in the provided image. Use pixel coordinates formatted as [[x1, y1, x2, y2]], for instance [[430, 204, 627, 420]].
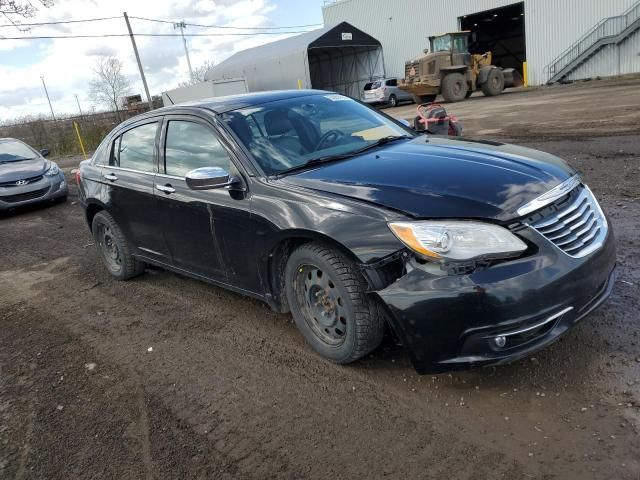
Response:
[[264, 109, 293, 136], [227, 113, 253, 145]]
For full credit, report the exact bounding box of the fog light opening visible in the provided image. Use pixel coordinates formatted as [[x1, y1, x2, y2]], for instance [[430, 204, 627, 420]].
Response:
[[494, 335, 507, 348]]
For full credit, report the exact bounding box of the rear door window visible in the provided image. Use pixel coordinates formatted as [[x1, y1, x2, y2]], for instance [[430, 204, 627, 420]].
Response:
[[110, 122, 158, 173], [385, 79, 397, 87], [164, 120, 231, 177]]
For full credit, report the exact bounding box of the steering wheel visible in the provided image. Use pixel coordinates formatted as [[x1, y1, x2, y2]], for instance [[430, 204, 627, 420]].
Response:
[[315, 129, 346, 151]]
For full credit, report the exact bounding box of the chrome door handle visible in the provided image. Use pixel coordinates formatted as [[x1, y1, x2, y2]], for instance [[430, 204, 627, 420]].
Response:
[[156, 184, 176, 194], [103, 172, 118, 181]]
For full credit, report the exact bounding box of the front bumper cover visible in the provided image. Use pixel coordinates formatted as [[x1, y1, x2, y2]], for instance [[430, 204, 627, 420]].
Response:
[[376, 225, 617, 374], [0, 171, 67, 210]]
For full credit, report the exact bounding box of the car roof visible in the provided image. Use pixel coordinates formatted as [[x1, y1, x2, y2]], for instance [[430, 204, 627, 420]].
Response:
[[116, 89, 335, 131], [160, 89, 333, 114]]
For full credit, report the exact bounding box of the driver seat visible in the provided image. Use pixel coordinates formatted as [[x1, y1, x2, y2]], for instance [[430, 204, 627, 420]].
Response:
[[264, 109, 320, 155]]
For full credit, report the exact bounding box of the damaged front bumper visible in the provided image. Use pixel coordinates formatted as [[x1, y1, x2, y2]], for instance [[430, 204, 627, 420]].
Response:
[[375, 226, 617, 374]]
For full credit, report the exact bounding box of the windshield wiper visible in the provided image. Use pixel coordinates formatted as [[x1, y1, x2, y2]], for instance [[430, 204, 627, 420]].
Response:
[[275, 135, 412, 176]]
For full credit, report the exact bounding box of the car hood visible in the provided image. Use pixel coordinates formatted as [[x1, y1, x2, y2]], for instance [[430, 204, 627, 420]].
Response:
[[0, 157, 47, 183], [280, 137, 576, 222]]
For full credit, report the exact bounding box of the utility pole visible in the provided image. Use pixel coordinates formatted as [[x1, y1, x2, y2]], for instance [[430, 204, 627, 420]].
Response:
[[40, 75, 56, 121], [173, 20, 193, 80], [123, 12, 153, 109], [74, 94, 83, 117]]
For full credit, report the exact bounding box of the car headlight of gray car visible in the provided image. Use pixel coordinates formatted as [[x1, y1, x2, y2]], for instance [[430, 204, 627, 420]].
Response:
[[44, 161, 60, 176]]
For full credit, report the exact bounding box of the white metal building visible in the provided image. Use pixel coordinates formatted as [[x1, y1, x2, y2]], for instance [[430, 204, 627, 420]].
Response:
[[322, 0, 640, 86]]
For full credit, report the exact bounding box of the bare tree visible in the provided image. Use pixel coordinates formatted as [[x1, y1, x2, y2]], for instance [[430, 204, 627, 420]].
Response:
[[178, 60, 216, 87], [0, 0, 53, 29], [89, 56, 131, 118]]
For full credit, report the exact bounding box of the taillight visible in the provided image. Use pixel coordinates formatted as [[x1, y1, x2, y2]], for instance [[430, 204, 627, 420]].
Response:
[[75, 169, 81, 185]]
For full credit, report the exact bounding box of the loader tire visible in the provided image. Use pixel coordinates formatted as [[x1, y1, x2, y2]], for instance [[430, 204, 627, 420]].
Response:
[[441, 73, 468, 103]]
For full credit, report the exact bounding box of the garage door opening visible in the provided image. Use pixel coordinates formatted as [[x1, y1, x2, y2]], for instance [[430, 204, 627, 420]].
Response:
[[460, 2, 526, 75], [307, 23, 385, 98]]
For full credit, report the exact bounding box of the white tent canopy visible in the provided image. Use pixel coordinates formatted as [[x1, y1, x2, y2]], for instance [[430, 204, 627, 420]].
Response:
[[205, 22, 385, 98]]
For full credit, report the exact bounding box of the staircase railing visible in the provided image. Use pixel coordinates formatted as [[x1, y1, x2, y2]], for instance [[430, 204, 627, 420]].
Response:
[[545, 1, 640, 82]]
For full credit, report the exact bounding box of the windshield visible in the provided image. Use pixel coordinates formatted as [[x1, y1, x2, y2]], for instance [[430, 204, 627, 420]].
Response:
[[431, 35, 452, 52], [221, 93, 413, 175], [0, 140, 38, 162]]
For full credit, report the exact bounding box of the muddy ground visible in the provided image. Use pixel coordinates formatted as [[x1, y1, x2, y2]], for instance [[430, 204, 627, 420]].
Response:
[[1, 77, 639, 480]]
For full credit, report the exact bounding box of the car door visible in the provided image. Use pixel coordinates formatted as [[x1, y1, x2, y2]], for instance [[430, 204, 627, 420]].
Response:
[[155, 115, 254, 287], [387, 78, 409, 101], [101, 119, 169, 263]]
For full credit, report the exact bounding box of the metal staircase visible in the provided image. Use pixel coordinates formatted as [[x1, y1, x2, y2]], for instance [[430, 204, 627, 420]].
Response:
[[545, 1, 640, 83]]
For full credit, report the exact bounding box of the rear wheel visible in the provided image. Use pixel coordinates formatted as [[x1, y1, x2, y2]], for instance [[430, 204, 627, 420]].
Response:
[[412, 94, 437, 104], [92, 211, 145, 280], [481, 68, 505, 96], [441, 73, 468, 103], [388, 94, 398, 108], [285, 242, 384, 364]]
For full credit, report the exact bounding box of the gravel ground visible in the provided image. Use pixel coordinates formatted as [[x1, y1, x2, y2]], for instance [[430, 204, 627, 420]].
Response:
[[1, 77, 639, 480]]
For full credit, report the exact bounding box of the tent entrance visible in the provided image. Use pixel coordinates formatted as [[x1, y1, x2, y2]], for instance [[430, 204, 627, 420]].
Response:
[[307, 45, 385, 98]]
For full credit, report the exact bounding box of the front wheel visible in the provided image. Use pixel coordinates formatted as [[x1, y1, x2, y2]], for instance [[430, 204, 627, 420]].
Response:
[[441, 73, 468, 103], [92, 211, 145, 280], [285, 242, 384, 364], [388, 94, 398, 108]]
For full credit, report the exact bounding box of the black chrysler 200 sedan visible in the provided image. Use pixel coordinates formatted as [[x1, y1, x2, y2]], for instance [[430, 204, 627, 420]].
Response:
[[77, 90, 616, 374]]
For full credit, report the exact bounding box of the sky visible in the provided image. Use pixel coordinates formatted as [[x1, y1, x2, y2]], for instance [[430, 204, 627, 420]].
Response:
[[0, 0, 327, 122]]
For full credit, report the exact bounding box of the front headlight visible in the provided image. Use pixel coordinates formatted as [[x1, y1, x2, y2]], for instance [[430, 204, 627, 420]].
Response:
[[44, 162, 60, 176], [388, 221, 527, 261]]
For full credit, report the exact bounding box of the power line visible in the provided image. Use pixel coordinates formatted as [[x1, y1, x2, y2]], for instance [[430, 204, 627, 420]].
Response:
[[129, 15, 323, 30], [0, 30, 311, 40], [0, 15, 322, 31], [0, 16, 121, 28]]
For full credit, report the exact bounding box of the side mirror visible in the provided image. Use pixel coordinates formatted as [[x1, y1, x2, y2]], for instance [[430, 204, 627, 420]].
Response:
[[185, 167, 239, 190], [40, 148, 50, 157]]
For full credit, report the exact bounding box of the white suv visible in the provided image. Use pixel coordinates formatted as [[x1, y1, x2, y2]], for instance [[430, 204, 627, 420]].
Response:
[[361, 78, 414, 108]]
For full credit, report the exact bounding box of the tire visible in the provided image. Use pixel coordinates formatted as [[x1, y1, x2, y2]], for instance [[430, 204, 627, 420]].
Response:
[[481, 68, 505, 97], [285, 242, 384, 364], [92, 211, 145, 281], [388, 94, 398, 108], [441, 73, 468, 103], [412, 94, 437, 105]]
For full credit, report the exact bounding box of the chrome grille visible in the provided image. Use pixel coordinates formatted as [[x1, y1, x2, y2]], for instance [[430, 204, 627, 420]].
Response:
[[405, 61, 418, 79], [528, 185, 608, 258], [0, 174, 43, 187]]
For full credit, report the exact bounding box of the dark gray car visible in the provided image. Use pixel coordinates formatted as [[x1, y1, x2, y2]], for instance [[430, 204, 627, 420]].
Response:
[[0, 138, 68, 210]]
